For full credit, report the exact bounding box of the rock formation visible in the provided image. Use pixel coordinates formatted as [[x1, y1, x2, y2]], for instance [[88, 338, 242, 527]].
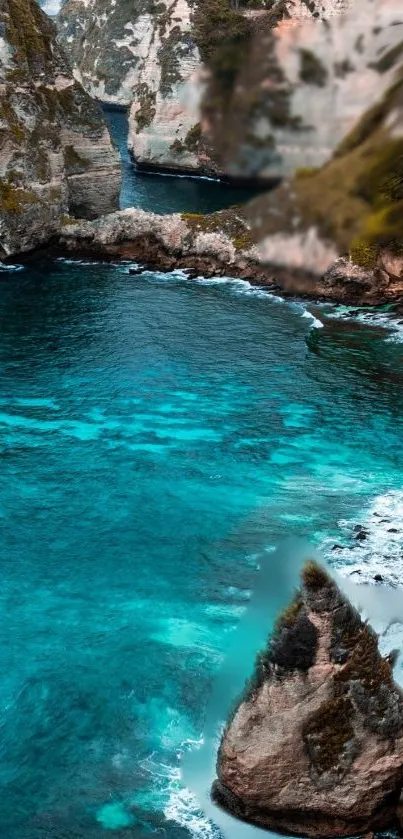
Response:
[[0, 0, 120, 258], [57, 0, 220, 176], [246, 64, 403, 279], [57, 62, 403, 304], [207, 0, 403, 181], [212, 561, 403, 837], [56, 0, 388, 179]]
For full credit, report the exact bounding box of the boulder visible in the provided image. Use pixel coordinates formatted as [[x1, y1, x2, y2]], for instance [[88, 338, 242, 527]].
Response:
[[212, 561, 403, 837]]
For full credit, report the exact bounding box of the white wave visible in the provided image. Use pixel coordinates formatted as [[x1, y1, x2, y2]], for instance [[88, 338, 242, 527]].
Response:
[[135, 168, 221, 183], [194, 276, 285, 302], [301, 309, 324, 329], [322, 489, 403, 588], [164, 774, 218, 839], [324, 304, 403, 343], [56, 257, 109, 267], [0, 263, 24, 272]]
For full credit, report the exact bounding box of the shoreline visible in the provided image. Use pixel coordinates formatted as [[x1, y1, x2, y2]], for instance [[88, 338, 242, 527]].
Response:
[[7, 236, 403, 310], [130, 157, 280, 190], [3, 204, 403, 310]]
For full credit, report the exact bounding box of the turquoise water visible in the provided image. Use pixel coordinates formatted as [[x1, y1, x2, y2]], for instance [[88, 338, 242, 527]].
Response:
[[1, 261, 403, 838], [102, 108, 265, 214]]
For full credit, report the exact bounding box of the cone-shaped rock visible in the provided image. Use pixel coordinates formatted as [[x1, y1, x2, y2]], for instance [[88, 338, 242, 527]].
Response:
[[212, 561, 403, 837]]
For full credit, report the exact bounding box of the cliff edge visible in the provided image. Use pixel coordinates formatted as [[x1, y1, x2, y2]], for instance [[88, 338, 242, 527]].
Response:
[[212, 561, 403, 836], [0, 0, 120, 258]]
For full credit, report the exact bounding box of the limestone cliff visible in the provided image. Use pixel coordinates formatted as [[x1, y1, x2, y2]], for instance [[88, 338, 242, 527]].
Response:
[[212, 561, 403, 836], [205, 0, 403, 179], [56, 0, 356, 178], [0, 0, 120, 258], [57, 64, 403, 301], [245, 65, 403, 277], [57, 0, 219, 175]]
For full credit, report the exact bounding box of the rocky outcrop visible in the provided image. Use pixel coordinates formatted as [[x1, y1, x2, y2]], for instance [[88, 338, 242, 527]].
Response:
[[244, 65, 403, 279], [56, 203, 403, 305], [212, 561, 403, 837], [55, 64, 403, 303], [0, 0, 120, 258]]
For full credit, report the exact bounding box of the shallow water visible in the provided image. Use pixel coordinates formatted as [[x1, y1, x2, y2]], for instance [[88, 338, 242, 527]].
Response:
[[102, 107, 264, 214], [1, 262, 403, 838]]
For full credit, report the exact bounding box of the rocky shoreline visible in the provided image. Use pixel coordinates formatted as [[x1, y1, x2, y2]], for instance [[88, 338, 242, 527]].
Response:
[[49, 207, 403, 308]]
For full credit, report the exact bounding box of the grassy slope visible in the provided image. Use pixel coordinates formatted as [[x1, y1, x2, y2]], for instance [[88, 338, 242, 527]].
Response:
[[246, 68, 403, 268]]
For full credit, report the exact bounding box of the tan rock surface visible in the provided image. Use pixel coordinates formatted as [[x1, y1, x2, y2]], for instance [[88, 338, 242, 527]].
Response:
[[212, 563, 403, 836]]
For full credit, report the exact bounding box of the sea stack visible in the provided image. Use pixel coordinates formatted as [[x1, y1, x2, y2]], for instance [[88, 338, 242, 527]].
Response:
[[212, 561, 403, 837]]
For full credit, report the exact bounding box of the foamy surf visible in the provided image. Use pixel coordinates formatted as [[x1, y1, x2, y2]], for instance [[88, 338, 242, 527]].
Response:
[[323, 304, 403, 343], [322, 489, 403, 587], [0, 263, 25, 272], [164, 770, 218, 839], [300, 308, 324, 329]]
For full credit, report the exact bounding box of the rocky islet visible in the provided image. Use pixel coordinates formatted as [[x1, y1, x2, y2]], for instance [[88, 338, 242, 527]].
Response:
[[212, 561, 403, 837]]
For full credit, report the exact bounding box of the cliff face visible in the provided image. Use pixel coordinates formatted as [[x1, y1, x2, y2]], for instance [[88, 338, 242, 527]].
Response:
[[213, 562, 403, 837], [57, 62, 403, 299], [0, 0, 120, 258], [206, 0, 403, 179], [245, 66, 403, 276], [56, 0, 364, 178], [57, 0, 219, 176]]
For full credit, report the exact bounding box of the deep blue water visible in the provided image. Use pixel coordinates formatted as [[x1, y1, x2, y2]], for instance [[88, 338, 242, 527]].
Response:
[[1, 261, 403, 838], [102, 108, 263, 214]]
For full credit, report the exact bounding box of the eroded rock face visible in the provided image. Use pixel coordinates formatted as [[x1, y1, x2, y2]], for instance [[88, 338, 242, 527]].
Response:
[[209, 0, 403, 180], [56, 0, 359, 178], [57, 0, 218, 175], [212, 562, 403, 837], [0, 0, 120, 258], [57, 207, 403, 306]]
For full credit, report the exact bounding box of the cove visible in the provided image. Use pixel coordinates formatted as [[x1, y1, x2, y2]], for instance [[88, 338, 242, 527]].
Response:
[[1, 262, 403, 838], [103, 107, 265, 215]]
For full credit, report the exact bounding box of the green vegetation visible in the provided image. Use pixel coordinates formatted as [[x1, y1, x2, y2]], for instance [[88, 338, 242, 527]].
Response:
[[0, 99, 25, 144], [181, 208, 252, 249], [158, 25, 183, 96], [170, 138, 186, 155], [170, 124, 203, 156], [0, 180, 38, 213], [272, 75, 403, 267], [302, 560, 331, 591], [295, 166, 320, 179], [134, 84, 157, 132], [335, 622, 393, 694], [5, 0, 54, 77], [192, 0, 251, 95], [184, 122, 202, 152], [64, 145, 90, 174], [303, 695, 354, 774]]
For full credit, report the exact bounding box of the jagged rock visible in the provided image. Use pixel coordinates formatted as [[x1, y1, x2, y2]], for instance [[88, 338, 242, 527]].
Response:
[[0, 0, 120, 258], [212, 561, 403, 837]]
